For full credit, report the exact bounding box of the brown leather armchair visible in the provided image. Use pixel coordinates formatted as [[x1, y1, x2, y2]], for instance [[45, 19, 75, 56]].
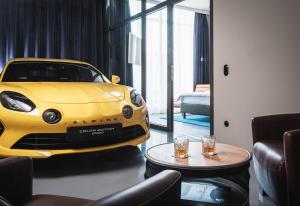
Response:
[[252, 113, 300, 206], [0, 157, 181, 206]]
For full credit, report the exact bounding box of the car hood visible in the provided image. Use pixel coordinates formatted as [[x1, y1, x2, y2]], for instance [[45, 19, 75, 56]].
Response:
[[1, 82, 125, 104]]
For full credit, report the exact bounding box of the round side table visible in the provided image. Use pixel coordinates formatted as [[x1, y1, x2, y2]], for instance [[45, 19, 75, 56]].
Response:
[[145, 142, 252, 206]]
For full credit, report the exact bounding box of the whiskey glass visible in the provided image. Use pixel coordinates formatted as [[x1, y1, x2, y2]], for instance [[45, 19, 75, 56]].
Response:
[[174, 136, 189, 159], [201, 136, 216, 156]]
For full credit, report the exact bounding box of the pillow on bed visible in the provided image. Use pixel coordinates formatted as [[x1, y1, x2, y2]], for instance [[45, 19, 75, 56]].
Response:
[[0, 196, 12, 206]]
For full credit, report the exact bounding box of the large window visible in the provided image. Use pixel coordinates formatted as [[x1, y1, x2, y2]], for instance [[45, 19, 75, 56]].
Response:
[[127, 4, 196, 99], [108, 0, 211, 133], [146, 8, 168, 127], [173, 8, 194, 99], [129, 0, 142, 16]]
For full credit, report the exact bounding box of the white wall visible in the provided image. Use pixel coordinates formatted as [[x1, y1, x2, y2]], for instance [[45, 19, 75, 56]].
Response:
[[213, 0, 300, 150]]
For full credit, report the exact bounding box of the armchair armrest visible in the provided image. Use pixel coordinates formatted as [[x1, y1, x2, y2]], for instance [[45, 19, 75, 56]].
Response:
[[284, 129, 300, 206], [252, 113, 300, 143], [0, 157, 33, 205], [87, 170, 181, 206]]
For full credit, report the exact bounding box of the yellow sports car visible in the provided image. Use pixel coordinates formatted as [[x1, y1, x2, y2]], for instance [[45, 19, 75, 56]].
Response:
[[0, 58, 149, 158]]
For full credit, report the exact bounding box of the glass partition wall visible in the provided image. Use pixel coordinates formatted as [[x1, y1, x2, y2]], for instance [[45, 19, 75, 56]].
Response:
[[146, 8, 168, 127], [108, 0, 212, 133], [109, 0, 172, 131]]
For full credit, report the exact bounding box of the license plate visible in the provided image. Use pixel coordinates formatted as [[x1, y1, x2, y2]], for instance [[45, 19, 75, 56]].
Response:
[[66, 124, 122, 142]]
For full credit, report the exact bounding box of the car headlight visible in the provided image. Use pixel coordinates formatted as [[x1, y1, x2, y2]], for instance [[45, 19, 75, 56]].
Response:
[[0, 91, 36, 112], [130, 90, 144, 107]]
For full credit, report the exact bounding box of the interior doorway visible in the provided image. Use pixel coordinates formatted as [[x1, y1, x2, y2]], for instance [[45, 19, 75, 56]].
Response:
[[172, 0, 211, 138]]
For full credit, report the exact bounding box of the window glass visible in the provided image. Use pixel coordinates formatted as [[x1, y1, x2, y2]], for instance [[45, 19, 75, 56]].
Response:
[[146, 8, 168, 127], [128, 19, 142, 94], [2, 62, 107, 83], [129, 0, 142, 16]]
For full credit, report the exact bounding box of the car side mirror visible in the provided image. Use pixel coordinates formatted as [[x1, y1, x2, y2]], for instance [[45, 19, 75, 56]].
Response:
[[111, 75, 120, 84]]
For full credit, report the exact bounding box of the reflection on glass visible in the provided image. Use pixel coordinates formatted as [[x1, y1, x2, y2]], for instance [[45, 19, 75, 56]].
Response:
[[128, 19, 142, 94], [146, 8, 167, 127], [109, 25, 126, 80]]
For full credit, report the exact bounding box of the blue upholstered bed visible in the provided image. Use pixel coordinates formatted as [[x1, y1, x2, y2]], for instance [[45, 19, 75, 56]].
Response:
[[178, 91, 210, 118]]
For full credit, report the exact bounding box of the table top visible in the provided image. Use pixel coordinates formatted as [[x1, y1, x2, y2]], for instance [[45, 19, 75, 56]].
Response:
[[145, 141, 251, 170]]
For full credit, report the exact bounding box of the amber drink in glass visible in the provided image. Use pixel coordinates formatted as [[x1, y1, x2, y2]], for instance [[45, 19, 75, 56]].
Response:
[[201, 136, 216, 156], [174, 137, 189, 159]]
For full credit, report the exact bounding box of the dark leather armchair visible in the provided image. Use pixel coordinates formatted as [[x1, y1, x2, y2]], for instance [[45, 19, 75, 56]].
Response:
[[252, 113, 300, 206], [0, 157, 181, 206]]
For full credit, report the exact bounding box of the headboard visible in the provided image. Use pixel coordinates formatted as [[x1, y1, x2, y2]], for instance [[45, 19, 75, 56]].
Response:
[[195, 84, 210, 92]]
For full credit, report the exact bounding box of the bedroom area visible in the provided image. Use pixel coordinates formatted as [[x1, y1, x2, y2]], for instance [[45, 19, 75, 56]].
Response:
[[142, 0, 211, 137]]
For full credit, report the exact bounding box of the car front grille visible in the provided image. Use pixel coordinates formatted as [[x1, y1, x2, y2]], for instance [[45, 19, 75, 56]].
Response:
[[11, 125, 146, 150]]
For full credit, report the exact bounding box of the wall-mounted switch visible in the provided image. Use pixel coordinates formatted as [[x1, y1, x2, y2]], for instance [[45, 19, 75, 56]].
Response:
[[224, 65, 229, 76], [224, 120, 230, 127]]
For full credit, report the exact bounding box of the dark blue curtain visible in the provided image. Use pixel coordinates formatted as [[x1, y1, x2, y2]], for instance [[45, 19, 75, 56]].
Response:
[[193, 13, 209, 89], [109, 0, 132, 86], [0, 0, 107, 74]]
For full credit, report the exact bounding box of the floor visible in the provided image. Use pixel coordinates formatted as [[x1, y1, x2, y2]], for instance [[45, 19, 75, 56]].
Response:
[[150, 112, 210, 138], [33, 128, 276, 206]]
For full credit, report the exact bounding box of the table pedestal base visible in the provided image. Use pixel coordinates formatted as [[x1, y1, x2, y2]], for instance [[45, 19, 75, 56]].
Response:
[[145, 160, 250, 206]]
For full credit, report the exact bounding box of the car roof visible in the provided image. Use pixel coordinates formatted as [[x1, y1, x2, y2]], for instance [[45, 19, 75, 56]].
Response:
[[8, 58, 93, 67]]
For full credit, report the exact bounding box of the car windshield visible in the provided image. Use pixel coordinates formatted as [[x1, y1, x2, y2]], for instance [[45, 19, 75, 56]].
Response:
[[1, 61, 109, 83]]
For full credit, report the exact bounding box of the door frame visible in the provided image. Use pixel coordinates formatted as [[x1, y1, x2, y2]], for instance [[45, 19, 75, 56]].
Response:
[[107, 0, 214, 133]]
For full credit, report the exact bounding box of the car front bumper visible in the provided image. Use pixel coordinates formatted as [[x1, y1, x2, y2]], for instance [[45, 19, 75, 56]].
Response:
[[0, 102, 149, 158], [0, 132, 150, 158]]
